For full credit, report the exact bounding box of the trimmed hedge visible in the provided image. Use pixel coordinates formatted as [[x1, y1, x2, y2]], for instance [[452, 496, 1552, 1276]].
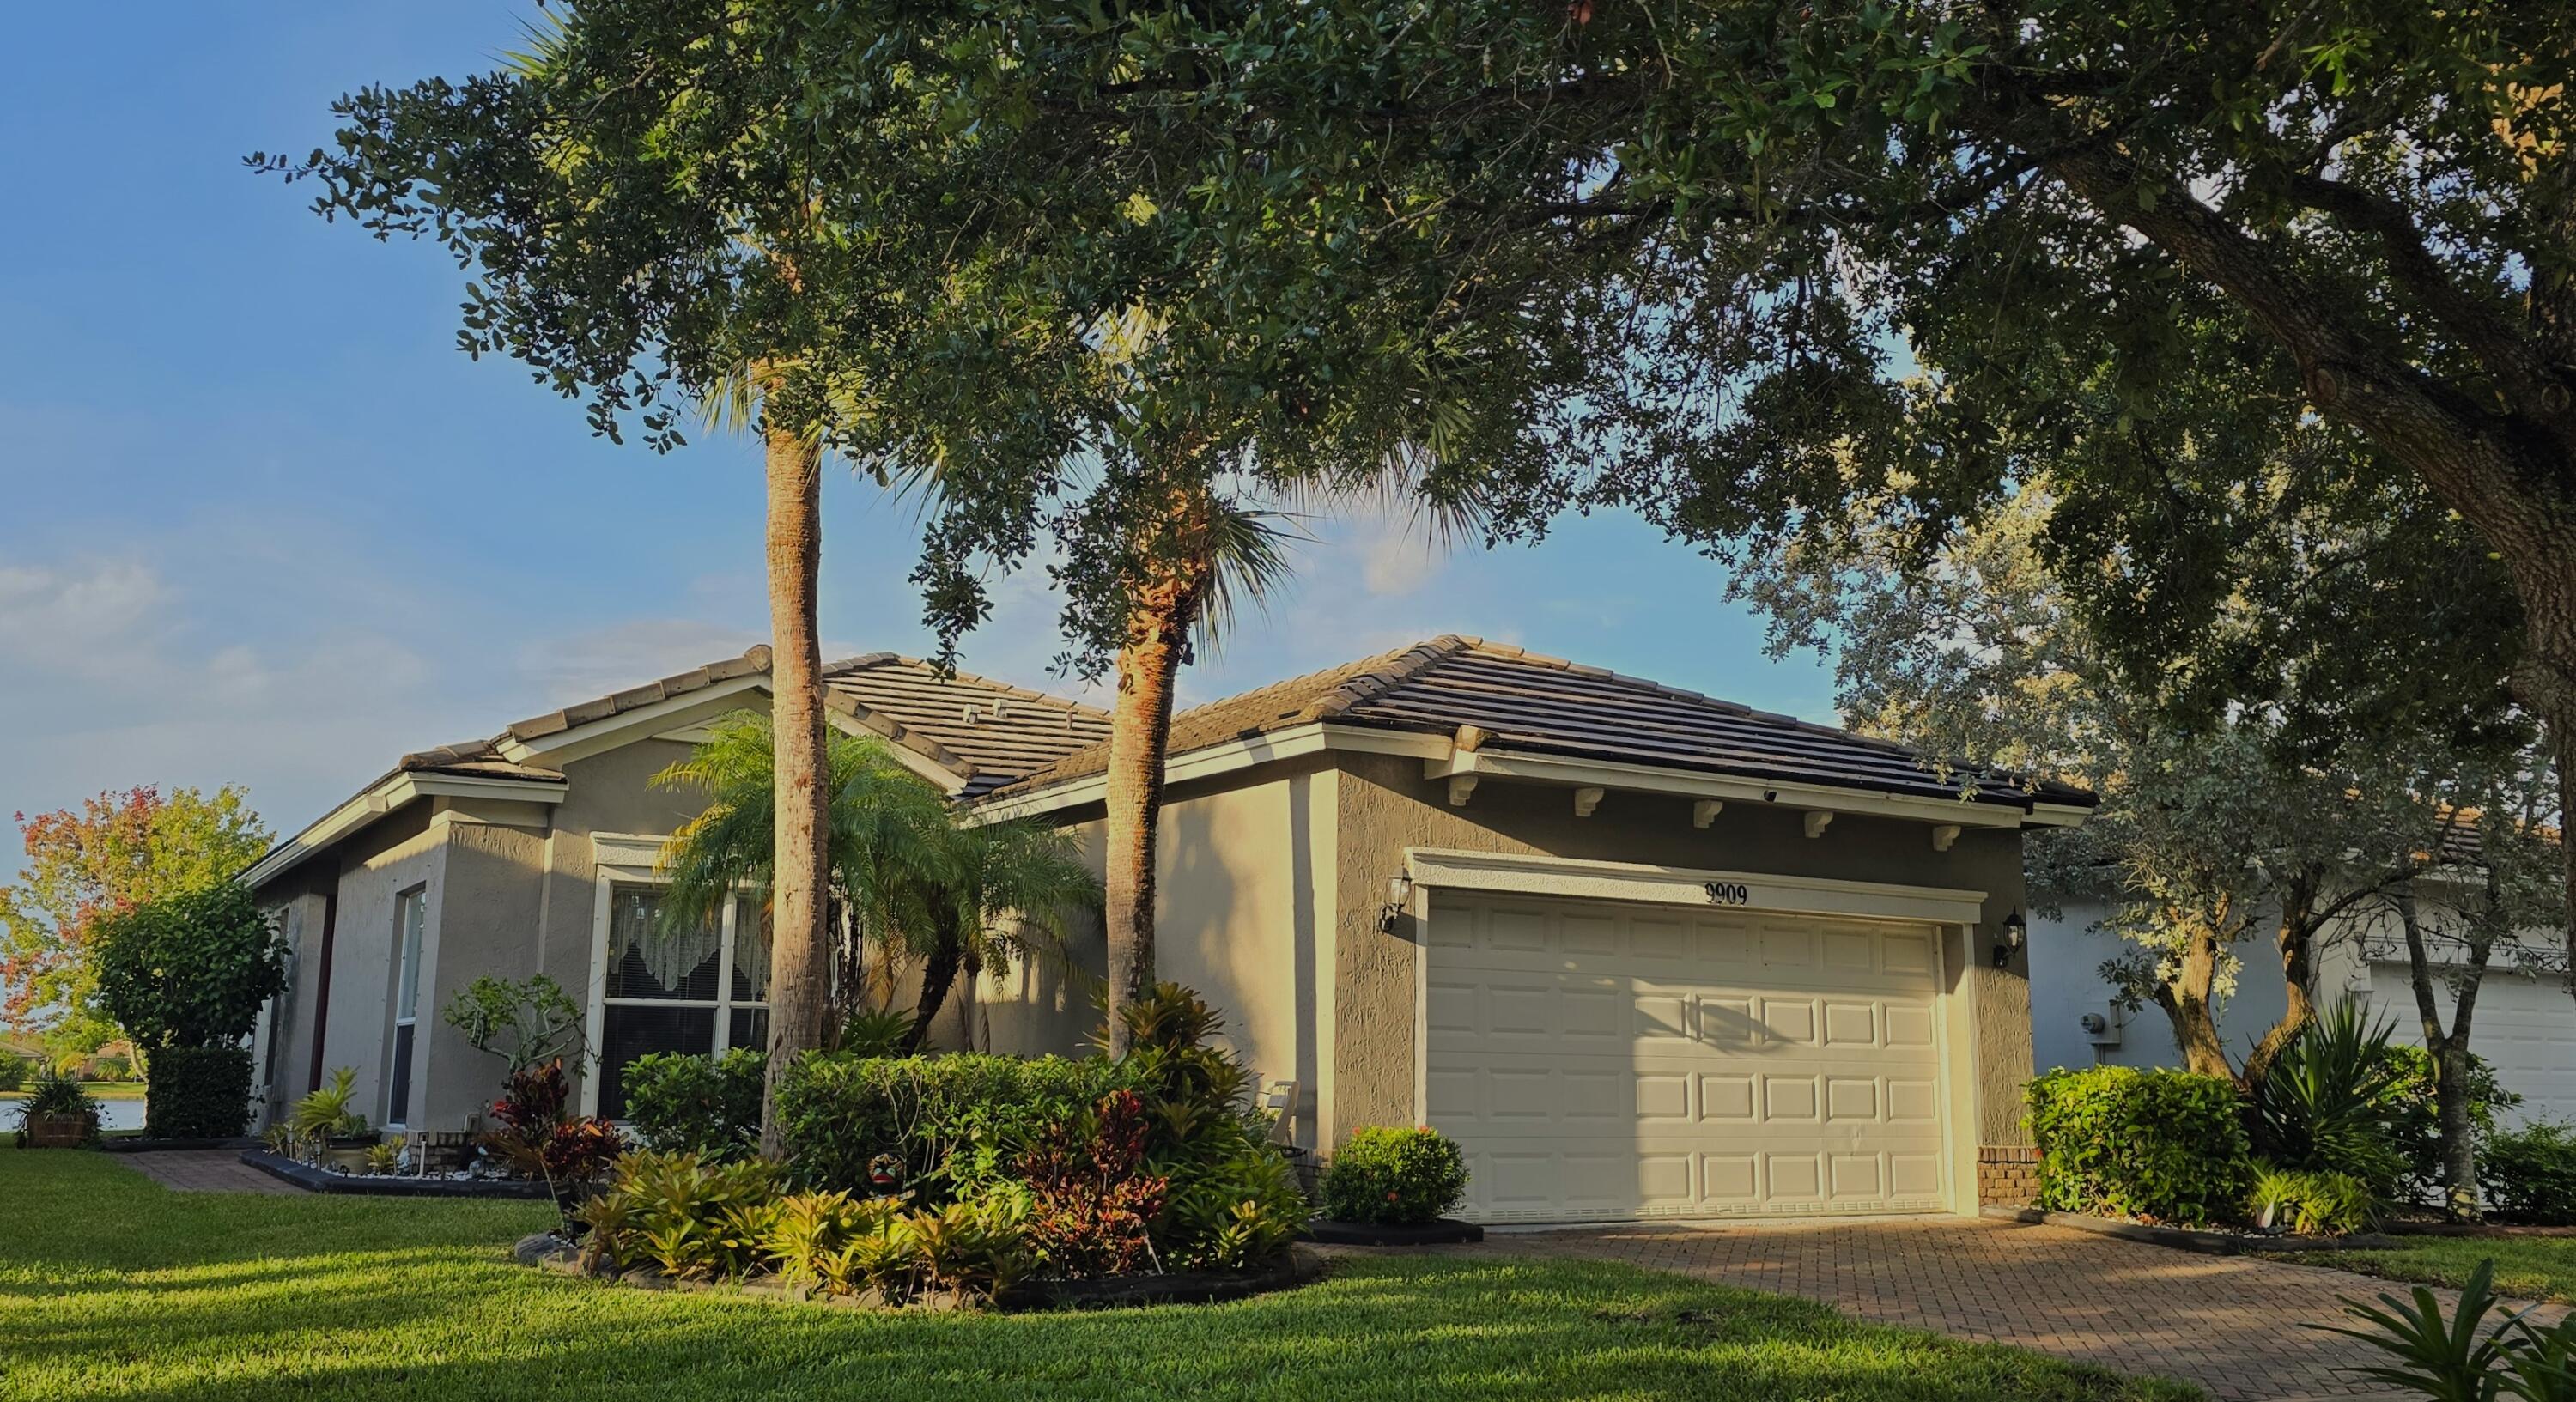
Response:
[[1321, 1126, 1469, 1224], [775, 1052, 1139, 1199], [143, 1046, 254, 1139], [2026, 1065, 2253, 1225], [2484, 1121, 2576, 1224], [621, 1048, 764, 1161]]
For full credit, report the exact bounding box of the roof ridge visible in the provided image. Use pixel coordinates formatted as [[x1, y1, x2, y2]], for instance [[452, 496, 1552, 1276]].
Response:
[[823, 689, 977, 779]]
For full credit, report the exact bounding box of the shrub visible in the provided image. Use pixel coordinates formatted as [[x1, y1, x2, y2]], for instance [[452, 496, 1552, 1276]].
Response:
[[542, 1117, 627, 1188], [1019, 1089, 1170, 1278], [776, 1051, 1136, 1199], [92, 883, 286, 1052], [622, 1048, 763, 1160], [1321, 1126, 1470, 1224], [0, 1054, 27, 1092], [442, 974, 585, 1077], [586, 1150, 784, 1281], [2483, 1121, 2576, 1225], [839, 1007, 915, 1058], [1163, 1142, 1307, 1268], [2375, 1044, 2518, 1204], [143, 1045, 254, 1139], [2252, 999, 2406, 1199], [2250, 1165, 2378, 1235], [2026, 1065, 2253, 1224]]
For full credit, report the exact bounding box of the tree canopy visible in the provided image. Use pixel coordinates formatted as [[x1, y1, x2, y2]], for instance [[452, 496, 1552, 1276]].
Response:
[[92, 882, 287, 1053], [1, 786, 271, 1061]]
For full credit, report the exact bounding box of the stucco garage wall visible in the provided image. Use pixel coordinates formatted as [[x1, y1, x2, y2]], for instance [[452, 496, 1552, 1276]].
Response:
[[1328, 751, 2037, 1156]]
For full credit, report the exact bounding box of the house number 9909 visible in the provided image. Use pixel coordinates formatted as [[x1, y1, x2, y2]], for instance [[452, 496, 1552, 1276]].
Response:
[[1702, 881, 1751, 906]]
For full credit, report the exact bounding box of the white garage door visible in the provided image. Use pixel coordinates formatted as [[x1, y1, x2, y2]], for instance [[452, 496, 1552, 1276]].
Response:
[[1425, 892, 1950, 1223], [2369, 963, 2576, 1125]]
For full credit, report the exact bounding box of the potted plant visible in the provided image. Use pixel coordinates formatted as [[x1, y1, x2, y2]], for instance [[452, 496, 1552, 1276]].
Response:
[[290, 1068, 380, 1170], [14, 1070, 100, 1150]]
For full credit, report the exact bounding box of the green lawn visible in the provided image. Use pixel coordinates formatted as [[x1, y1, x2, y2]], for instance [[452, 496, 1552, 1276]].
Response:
[[2326, 1235, 2576, 1305], [0, 1081, 146, 1100], [0, 1151, 2194, 1402]]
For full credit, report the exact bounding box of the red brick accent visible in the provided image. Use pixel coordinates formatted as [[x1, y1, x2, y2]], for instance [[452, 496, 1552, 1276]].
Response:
[[1976, 1144, 2040, 1206]]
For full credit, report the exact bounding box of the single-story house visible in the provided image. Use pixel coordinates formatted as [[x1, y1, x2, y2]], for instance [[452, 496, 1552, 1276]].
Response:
[[2033, 887, 2575, 1124], [245, 635, 2095, 1223]]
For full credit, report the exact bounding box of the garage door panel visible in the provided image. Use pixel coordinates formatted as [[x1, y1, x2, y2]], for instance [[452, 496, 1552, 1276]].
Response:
[[1430, 893, 1949, 1222], [2369, 963, 2575, 1124]]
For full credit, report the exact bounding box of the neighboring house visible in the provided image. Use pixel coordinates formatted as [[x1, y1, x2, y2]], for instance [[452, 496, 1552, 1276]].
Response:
[[2032, 890, 2574, 1125], [246, 634, 2093, 1224]]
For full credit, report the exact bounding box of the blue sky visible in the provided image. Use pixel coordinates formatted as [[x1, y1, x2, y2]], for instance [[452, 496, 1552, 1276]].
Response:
[[0, 5, 1833, 847]]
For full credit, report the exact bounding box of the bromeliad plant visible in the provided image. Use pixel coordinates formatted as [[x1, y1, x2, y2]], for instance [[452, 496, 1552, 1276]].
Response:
[[2316, 1259, 2576, 1402]]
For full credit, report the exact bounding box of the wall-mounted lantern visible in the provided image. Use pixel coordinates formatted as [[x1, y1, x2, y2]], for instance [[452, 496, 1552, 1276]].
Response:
[[1992, 907, 2027, 968]]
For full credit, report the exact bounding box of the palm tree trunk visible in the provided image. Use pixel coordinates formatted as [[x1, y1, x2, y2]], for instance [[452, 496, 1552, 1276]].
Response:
[[905, 936, 963, 1053], [1102, 570, 1201, 1057], [759, 420, 830, 1160]]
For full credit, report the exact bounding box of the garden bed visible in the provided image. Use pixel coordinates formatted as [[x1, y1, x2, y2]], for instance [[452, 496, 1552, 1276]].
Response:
[[516, 1230, 1327, 1311], [243, 1150, 551, 1199], [1982, 1205, 2402, 1254]]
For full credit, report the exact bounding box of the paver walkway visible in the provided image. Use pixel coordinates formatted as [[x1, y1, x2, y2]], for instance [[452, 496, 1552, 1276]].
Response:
[[114, 1148, 306, 1194], [1495, 1215, 2561, 1402]]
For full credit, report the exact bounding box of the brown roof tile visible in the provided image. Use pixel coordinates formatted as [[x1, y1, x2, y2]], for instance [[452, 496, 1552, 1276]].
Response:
[[981, 635, 2096, 810]]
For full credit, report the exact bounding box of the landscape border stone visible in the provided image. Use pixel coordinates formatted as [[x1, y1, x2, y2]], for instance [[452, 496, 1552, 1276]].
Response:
[[242, 1149, 551, 1199]]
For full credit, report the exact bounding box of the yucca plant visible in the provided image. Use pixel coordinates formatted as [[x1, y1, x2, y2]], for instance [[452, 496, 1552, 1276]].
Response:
[[2255, 998, 2406, 1197]]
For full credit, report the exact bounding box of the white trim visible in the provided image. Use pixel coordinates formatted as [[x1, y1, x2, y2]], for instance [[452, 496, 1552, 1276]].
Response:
[[1424, 748, 2034, 831], [591, 831, 670, 873], [1402, 847, 1990, 926], [495, 675, 774, 766], [580, 871, 614, 1118], [968, 718, 2084, 834], [967, 723, 1442, 822], [580, 871, 769, 1120], [1931, 922, 1971, 1215], [241, 773, 568, 889]]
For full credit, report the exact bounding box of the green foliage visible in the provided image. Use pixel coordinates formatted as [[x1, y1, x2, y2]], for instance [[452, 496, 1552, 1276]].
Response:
[[91, 882, 285, 1053], [1018, 1089, 1169, 1279], [2026, 1067, 2253, 1225], [1321, 1126, 1470, 1226], [620, 1049, 764, 1161], [2484, 1123, 2576, 1227], [2255, 999, 2407, 1200], [2251, 1166, 2379, 1237], [14, 1067, 100, 1132], [290, 1067, 368, 1147], [775, 1051, 1137, 1199], [142, 1045, 254, 1140], [0, 1054, 27, 1092], [2377, 1045, 2519, 1205], [2318, 1259, 2576, 1402], [441, 975, 584, 1077], [588, 1150, 785, 1282], [839, 1007, 915, 1058], [1163, 1143, 1306, 1269], [651, 715, 1099, 1040], [3, 786, 270, 1047], [365, 1138, 404, 1175]]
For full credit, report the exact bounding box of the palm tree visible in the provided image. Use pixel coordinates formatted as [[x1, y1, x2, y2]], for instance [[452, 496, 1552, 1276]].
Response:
[[652, 713, 1098, 1050], [1100, 486, 1293, 1055]]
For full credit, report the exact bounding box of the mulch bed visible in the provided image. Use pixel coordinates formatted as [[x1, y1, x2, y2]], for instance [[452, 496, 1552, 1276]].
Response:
[[241, 1150, 551, 1199], [516, 1233, 1327, 1312]]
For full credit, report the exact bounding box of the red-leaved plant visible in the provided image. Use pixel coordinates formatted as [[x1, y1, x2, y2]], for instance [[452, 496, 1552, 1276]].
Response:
[[543, 1117, 625, 1187], [1018, 1089, 1169, 1278]]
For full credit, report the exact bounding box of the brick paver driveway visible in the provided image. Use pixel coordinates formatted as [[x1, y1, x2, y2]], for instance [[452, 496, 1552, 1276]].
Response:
[[1496, 1215, 2555, 1402]]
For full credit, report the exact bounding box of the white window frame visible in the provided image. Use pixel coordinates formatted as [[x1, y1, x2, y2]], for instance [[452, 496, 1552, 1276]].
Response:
[[388, 886, 427, 1130], [581, 834, 769, 1119]]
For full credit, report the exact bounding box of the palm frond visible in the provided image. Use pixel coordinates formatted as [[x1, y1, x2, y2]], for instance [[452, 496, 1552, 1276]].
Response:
[[1192, 501, 1304, 652]]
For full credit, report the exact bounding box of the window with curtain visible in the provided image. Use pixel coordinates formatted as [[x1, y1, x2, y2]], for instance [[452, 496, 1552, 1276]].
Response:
[[596, 885, 767, 1119]]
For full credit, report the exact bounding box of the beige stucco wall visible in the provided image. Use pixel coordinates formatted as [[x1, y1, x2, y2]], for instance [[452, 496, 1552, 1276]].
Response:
[[313, 804, 443, 1128], [1327, 752, 2038, 1168]]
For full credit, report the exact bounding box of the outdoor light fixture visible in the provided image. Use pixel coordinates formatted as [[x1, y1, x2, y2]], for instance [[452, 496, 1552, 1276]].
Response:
[[1993, 907, 2028, 968], [1377, 871, 1414, 935]]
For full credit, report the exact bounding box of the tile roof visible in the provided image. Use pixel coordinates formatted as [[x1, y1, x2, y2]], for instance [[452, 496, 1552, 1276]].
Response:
[[982, 635, 2096, 811], [380, 646, 1108, 794]]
